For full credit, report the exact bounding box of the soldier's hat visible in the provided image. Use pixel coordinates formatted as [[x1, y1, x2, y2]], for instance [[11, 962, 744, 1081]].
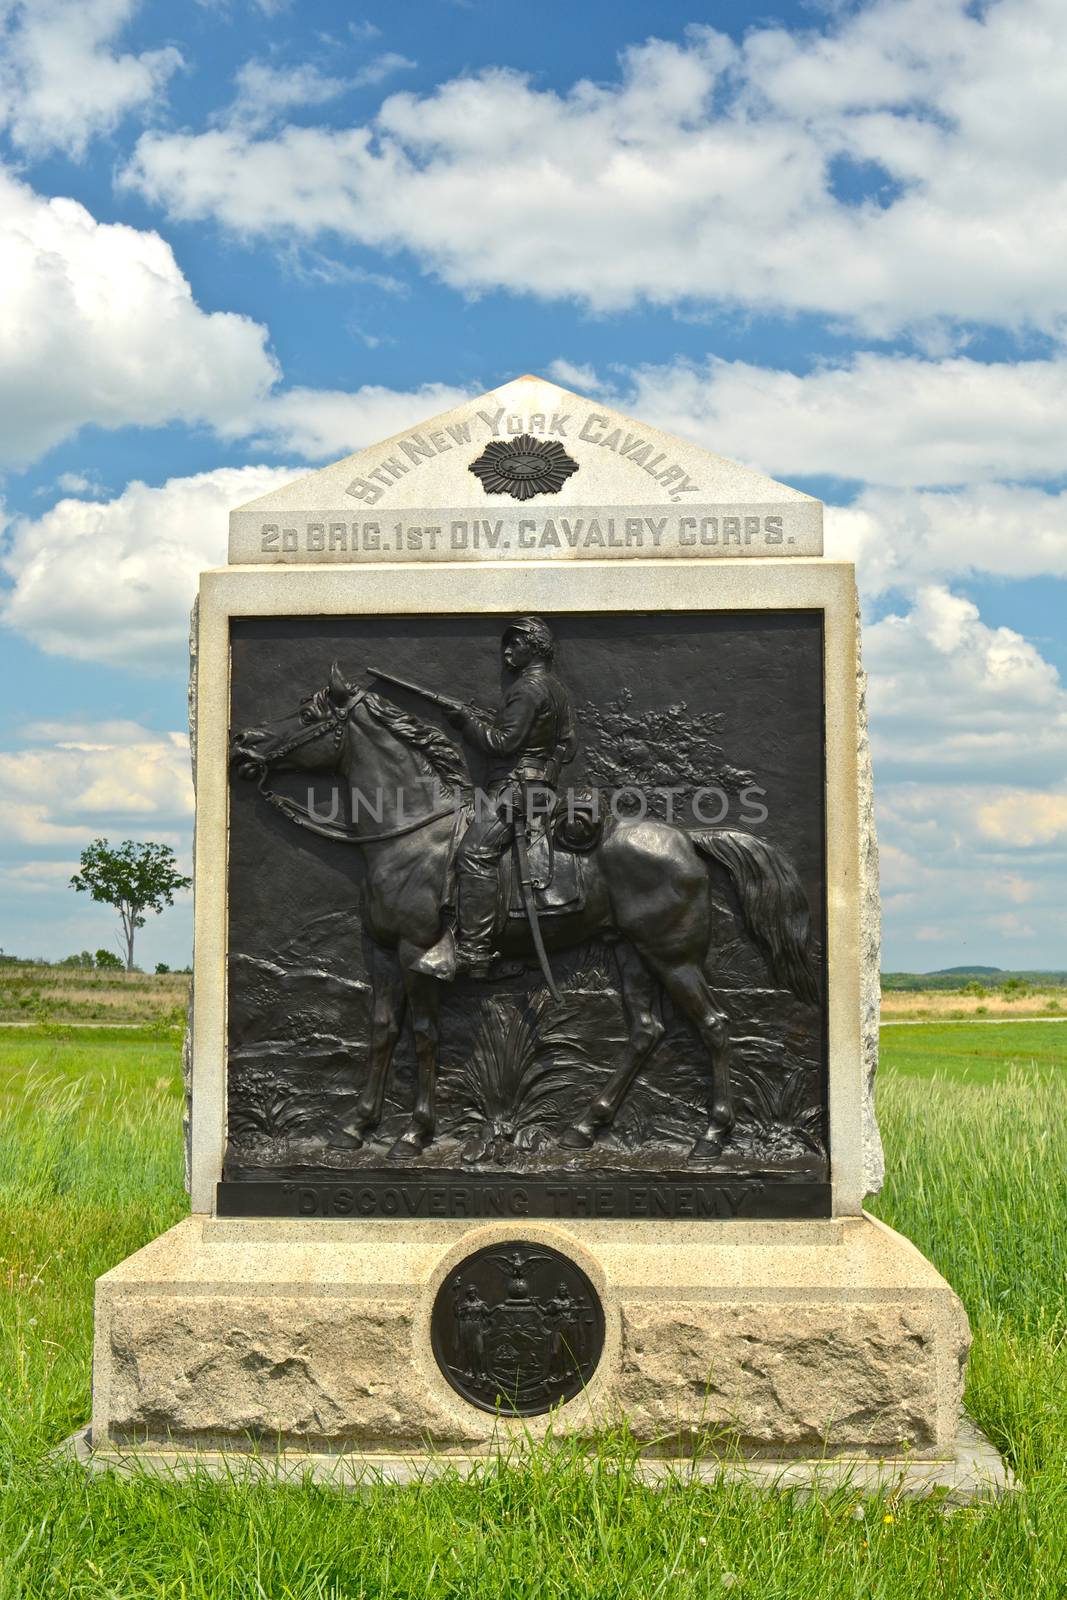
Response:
[[504, 615, 555, 659]]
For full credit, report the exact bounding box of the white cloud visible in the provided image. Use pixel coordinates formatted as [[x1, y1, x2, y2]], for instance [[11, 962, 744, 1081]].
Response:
[[351, 53, 415, 90], [0, 859, 78, 893], [977, 791, 1067, 847], [0, 372, 491, 668], [544, 351, 1067, 593], [227, 60, 350, 133], [0, 721, 192, 846], [850, 584, 1067, 960], [873, 777, 1067, 967], [123, 0, 1067, 336], [231, 380, 474, 459], [0, 168, 278, 466], [0, 0, 181, 157], [582, 353, 1067, 490], [827, 485, 1067, 596], [864, 586, 1067, 783], [1, 465, 293, 668], [851, 580, 1067, 957]]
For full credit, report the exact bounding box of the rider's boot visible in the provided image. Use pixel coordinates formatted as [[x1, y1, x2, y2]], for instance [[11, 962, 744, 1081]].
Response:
[[455, 869, 497, 978]]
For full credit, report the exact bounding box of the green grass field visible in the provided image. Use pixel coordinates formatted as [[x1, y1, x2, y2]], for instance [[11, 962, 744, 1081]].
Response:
[[879, 1018, 1067, 1082], [0, 1020, 1064, 1598]]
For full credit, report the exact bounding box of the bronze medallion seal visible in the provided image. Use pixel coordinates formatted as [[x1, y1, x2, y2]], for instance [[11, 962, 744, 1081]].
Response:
[[431, 1241, 605, 1414], [468, 434, 579, 501]]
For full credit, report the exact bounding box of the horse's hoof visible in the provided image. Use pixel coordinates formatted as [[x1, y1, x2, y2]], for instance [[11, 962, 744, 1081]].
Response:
[[329, 1125, 366, 1151], [558, 1123, 596, 1150], [688, 1132, 728, 1164], [387, 1132, 428, 1162]]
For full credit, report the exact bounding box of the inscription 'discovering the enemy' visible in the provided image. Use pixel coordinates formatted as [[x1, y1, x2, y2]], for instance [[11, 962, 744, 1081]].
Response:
[[217, 1176, 832, 1220]]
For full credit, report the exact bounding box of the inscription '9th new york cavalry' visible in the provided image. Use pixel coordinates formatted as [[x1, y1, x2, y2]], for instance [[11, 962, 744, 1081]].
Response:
[[343, 407, 703, 507]]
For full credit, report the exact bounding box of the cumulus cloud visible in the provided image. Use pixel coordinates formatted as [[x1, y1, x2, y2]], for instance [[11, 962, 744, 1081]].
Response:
[[352, 52, 416, 90], [546, 352, 1067, 596], [0, 859, 79, 894], [231, 380, 475, 459], [872, 776, 1067, 967], [864, 586, 1067, 784], [0, 720, 192, 846], [1, 465, 293, 668], [578, 353, 1067, 490], [226, 59, 352, 132], [0, 168, 278, 466], [977, 790, 1067, 848], [827, 486, 1067, 596], [839, 581, 1067, 959], [123, 0, 1067, 335], [0, 0, 181, 157]]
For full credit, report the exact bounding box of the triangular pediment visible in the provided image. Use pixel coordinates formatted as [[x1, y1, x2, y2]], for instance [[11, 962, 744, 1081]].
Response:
[[229, 374, 821, 563]]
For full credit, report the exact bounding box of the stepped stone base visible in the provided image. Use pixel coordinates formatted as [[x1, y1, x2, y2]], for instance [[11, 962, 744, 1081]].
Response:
[[91, 1213, 974, 1464], [65, 1412, 1013, 1503]]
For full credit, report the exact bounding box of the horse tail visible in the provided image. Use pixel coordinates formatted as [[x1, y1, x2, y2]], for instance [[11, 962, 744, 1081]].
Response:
[[690, 828, 820, 1005]]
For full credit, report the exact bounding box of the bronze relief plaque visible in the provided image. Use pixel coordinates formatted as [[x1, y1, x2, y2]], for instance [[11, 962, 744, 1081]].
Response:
[[219, 610, 828, 1220], [430, 1241, 604, 1415]]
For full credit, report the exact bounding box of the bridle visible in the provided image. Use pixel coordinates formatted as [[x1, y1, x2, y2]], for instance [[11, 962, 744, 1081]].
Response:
[[237, 682, 461, 845]]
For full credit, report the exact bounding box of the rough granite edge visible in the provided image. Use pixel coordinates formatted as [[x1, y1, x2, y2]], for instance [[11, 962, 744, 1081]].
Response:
[[182, 595, 199, 1197], [856, 601, 885, 1197]]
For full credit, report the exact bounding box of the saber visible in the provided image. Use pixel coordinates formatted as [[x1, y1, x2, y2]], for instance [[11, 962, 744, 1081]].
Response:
[[512, 828, 562, 1005]]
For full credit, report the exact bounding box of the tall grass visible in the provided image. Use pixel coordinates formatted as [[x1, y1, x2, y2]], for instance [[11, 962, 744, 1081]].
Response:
[[870, 1070, 1066, 1498], [0, 1029, 1063, 1598]]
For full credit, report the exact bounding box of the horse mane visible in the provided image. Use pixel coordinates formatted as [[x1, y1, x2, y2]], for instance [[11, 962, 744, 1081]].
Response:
[[364, 692, 470, 787]]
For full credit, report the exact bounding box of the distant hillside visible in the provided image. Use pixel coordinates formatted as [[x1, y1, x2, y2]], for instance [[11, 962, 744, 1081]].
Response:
[[929, 966, 1002, 976], [883, 969, 1067, 992]]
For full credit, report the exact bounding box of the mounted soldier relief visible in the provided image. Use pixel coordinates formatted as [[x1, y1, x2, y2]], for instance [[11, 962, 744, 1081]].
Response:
[[225, 601, 826, 1220]]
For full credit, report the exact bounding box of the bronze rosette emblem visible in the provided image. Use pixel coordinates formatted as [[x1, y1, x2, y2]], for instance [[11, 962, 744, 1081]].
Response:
[[468, 434, 579, 502]]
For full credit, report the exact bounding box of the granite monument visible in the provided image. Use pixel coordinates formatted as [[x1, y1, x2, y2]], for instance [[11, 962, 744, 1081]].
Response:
[[82, 376, 998, 1491]]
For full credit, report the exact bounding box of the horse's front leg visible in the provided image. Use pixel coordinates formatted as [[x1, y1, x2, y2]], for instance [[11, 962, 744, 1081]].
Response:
[[332, 944, 406, 1149], [388, 962, 440, 1162]]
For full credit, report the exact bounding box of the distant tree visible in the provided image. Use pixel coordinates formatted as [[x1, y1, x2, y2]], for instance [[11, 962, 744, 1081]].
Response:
[[155, 962, 171, 974], [70, 839, 192, 974], [58, 951, 96, 969], [94, 949, 124, 972]]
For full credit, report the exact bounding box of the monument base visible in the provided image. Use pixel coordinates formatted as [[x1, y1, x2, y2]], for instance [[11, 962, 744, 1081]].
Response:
[[64, 1412, 1013, 1503], [92, 1213, 975, 1464]]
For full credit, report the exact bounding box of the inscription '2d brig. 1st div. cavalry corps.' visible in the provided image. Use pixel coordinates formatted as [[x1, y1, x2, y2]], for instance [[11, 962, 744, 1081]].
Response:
[[78, 376, 1000, 1495], [231, 389, 822, 563]]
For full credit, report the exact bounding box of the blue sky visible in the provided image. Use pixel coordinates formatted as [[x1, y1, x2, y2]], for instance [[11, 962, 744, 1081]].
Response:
[[0, 0, 1064, 972]]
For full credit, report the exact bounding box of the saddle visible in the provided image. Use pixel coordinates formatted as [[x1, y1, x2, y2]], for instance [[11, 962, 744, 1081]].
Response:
[[501, 789, 603, 920], [413, 791, 603, 981], [501, 822, 583, 920]]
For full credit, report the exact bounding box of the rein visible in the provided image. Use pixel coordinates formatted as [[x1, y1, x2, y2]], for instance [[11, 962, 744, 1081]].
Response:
[[246, 685, 463, 845]]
